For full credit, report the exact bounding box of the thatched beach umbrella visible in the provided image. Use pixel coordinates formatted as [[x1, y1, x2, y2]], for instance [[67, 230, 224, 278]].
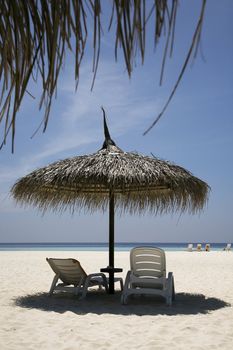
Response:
[[11, 108, 209, 294]]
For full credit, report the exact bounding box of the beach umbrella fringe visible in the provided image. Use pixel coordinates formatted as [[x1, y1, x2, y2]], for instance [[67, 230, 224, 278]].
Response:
[[11, 148, 209, 216]]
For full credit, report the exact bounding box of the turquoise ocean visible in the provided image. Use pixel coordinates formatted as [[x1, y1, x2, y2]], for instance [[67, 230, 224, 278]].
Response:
[[0, 242, 230, 251]]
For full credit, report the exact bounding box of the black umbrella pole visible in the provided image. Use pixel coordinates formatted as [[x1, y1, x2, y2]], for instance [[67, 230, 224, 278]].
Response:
[[101, 191, 122, 293], [109, 191, 115, 294]]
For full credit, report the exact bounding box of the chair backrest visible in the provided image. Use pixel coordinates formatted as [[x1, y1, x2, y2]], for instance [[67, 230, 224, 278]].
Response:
[[130, 247, 166, 279], [46, 258, 87, 285]]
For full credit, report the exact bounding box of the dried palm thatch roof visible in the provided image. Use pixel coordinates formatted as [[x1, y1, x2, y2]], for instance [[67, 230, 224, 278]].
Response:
[[0, 0, 207, 152], [11, 110, 210, 216]]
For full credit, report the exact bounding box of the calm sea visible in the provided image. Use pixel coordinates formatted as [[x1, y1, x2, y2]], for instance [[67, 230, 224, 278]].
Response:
[[0, 242, 230, 251]]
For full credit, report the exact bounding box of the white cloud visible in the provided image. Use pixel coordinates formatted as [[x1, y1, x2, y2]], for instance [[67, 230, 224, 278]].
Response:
[[29, 60, 161, 162], [0, 60, 161, 211]]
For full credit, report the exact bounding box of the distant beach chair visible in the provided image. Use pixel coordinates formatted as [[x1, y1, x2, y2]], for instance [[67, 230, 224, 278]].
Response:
[[196, 244, 202, 251], [223, 243, 231, 251], [205, 244, 210, 252], [46, 258, 108, 299], [121, 246, 175, 306], [187, 243, 193, 252]]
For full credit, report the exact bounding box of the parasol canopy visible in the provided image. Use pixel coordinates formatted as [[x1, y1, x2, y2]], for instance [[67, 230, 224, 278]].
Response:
[[11, 108, 210, 293]]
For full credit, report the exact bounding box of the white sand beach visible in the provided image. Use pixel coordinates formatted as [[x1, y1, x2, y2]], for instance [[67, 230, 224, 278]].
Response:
[[0, 250, 233, 350]]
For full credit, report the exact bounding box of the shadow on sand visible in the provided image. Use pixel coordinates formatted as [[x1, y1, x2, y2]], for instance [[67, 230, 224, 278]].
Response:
[[13, 291, 231, 316]]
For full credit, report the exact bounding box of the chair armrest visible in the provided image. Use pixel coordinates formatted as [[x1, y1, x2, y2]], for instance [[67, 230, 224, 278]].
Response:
[[80, 272, 108, 299], [88, 273, 108, 290], [88, 273, 107, 278]]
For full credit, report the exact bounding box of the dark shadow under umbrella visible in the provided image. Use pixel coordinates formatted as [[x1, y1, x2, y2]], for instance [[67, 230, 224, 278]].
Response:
[[11, 108, 210, 293]]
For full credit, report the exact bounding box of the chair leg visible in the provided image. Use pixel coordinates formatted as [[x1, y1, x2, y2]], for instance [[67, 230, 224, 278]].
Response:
[[119, 278, 124, 291], [121, 294, 127, 305], [121, 271, 131, 305], [75, 278, 84, 296], [166, 272, 174, 306], [49, 275, 59, 296], [79, 277, 90, 300], [172, 276, 175, 301], [166, 296, 172, 306]]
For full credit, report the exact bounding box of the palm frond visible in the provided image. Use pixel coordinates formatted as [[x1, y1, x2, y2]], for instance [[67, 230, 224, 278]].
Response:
[[0, 0, 206, 151]]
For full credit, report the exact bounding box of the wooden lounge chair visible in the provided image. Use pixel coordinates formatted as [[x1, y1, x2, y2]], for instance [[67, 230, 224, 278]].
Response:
[[223, 243, 231, 251], [121, 247, 175, 305], [187, 243, 193, 252], [196, 243, 202, 251], [46, 258, 108, 299]]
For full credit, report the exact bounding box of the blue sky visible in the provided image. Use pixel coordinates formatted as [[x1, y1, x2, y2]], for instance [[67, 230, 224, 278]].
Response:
[[0, 0, 232, 243]]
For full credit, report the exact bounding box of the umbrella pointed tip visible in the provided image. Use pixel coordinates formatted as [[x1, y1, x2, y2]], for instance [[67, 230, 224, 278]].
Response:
[[101, 107, 116, 148]]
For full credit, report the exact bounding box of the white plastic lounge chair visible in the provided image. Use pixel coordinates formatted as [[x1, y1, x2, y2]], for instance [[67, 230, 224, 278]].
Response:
[[196, 243, 202, 251], [46, 258, 108, 299], [121, 247, 175, 306], [205, 244, 210, 251], [223, 243, 231, 251], [187, 243, 193, 252]]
